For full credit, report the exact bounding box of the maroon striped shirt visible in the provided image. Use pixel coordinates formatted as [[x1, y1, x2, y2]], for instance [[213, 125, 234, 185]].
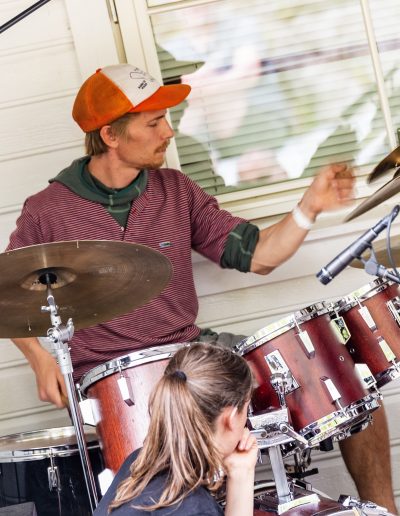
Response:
[[7, 168, 246, 382]]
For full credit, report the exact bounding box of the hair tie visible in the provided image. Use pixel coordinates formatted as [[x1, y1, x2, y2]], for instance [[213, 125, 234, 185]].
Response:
[[172, 370, 187, 381]]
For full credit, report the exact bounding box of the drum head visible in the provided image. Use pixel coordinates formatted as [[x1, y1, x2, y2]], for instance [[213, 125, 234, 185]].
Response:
[[237, 302, 330, 355], [0, 426, 98, 462]]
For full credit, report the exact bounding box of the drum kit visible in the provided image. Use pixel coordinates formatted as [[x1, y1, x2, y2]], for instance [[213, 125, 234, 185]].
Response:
[[0, 149, 400, 515]]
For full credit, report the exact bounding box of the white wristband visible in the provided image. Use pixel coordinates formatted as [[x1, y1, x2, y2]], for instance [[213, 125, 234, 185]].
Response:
[[292, 204, 315, 230]]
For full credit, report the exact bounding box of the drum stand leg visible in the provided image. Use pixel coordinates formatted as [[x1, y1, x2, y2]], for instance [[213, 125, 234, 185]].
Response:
[[268, 445, 291, 504], [41, 279, 98, 512]]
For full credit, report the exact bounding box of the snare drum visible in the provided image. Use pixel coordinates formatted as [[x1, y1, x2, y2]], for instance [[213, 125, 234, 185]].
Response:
[[337, 279, 400, 387], [236, 304, 379, 445], [79, 343, 186, 473], [0, 426, 103, 516]]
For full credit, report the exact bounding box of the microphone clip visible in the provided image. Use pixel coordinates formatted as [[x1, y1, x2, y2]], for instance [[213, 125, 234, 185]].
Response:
[[360, 248, 400, 285]]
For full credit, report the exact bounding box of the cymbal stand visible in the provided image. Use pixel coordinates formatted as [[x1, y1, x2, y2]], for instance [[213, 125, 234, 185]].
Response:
[[40, 272, 98, 512]]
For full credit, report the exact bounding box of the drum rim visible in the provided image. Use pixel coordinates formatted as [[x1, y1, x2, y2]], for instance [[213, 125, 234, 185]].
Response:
[[0, 426, 98, 462], [235, 302, 330, 355], [337, 278, 392, 312], [79, 343, 188, 394]]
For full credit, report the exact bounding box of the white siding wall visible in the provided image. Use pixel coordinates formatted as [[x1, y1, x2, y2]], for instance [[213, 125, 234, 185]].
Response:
[[0, 0, 399, 509]]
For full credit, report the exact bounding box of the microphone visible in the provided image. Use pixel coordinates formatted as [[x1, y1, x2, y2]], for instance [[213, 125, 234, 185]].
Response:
[[316, 205, 400, 285]]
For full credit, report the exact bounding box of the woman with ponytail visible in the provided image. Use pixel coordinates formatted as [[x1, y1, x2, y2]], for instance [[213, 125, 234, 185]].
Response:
[[94, 342, 257, 515]]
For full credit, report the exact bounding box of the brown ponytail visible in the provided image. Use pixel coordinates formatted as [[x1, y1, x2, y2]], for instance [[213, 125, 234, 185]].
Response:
[[109, 342, 253, 512]]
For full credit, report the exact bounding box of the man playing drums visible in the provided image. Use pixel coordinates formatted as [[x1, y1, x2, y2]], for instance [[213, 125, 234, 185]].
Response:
[[6, 64, 396, 513]]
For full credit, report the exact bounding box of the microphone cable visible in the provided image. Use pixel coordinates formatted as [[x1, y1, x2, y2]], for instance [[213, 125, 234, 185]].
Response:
[[386, 205, 400, 281]]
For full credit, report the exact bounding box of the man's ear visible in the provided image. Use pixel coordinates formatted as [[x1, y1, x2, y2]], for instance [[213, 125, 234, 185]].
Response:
[[99, 125, 118, 148]]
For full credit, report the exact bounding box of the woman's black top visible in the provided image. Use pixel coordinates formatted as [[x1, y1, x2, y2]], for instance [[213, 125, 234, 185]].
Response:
[[93, 450, 224, 515]]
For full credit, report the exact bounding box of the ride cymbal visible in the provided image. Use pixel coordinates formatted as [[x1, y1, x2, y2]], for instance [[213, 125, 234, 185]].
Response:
[[368, 145, 400, 183], [0, 240, 172, 338], [344, 175, 400, 222]]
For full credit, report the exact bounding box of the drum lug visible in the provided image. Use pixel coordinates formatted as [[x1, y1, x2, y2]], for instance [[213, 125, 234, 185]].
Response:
[[354, 363, 377, 391], [47, 454, 61, 491], [357, 305, 377, 331], [320, 377, 343, 410], [377, 336, 397, 363], [118, 375, 135, 406], [79, 398, 100, 426], [296, 330, 315, 358]]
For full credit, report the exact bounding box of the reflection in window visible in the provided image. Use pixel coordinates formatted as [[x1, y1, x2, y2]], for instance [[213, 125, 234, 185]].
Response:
[[150, 0, 400, 194]]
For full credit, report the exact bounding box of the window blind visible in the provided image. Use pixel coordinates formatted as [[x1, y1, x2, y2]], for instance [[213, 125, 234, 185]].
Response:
[[149, 0, 400, 194]]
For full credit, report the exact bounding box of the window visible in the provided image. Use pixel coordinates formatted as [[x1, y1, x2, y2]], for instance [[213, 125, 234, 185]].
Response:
[[118, 0, 400, 196]]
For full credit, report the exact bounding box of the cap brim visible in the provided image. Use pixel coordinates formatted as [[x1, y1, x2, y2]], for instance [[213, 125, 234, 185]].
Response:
[[129, 84, 191, 112]]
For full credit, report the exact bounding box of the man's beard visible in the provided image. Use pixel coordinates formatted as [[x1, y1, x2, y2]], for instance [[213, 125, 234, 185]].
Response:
[[142, 144, 169, 169]]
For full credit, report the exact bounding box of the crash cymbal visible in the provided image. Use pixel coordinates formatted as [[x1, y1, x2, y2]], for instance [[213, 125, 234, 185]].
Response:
[[351, 234, 400, 269], [344, 175, 400, 222], [0, 240, 172, 338], [368, 145, 400, 183]]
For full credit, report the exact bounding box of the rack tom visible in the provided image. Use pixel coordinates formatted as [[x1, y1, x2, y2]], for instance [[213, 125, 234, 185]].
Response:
[[236, 303, 379, 446], [337, 278, 400, 387]]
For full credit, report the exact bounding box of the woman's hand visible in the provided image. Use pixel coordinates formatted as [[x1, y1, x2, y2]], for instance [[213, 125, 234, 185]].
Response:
[[224, 428, 258, 516], [223, 427, 258, 479]]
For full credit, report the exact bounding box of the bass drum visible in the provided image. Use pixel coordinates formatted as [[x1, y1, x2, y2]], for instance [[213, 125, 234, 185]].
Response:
[[79, 343, 187, 474], [0, 426, 104, 516]]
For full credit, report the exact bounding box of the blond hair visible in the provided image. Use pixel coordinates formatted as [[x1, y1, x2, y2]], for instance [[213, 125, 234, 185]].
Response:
[[109, 343, 253, 512], [84, 112, 140, 156]]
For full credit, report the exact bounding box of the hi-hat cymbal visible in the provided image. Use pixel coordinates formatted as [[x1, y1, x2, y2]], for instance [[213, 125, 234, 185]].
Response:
[[344, 175, 400, 222], [0, 240, 172, 338], [368, 145, 400, 183], [351, 234, 400, 269]]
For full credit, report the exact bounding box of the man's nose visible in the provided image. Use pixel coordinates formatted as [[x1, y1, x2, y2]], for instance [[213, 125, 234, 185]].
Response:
[[163, 119, 174, 138]]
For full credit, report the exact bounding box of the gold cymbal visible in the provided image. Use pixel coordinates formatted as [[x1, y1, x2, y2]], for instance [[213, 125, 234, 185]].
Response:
[[0, 240, 172, 338], [344, 175, 400, 222], [351, 234, 400, 269], [368, 145, 400, 183]]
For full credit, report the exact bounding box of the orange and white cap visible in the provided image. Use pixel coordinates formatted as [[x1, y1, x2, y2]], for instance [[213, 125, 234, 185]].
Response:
[[72, 64, 191, 132]]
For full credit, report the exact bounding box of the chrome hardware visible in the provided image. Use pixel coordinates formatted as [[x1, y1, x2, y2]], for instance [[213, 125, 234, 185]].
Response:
[[354, 363, 377, 390], [338, 494, 388, 514], [387, 297, 400, 327], [357, 305, 377, 331], [117, 375, 135, 406], [296, 330, 315, 358], [270, 373, 288, 408], [321, 377, 343, 410], [265, 351, 299, 395], [377, 336, 396, 362], [248, 408, 290, 431], [47, 452, 60, 491], [278, 423, 308, 448]]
